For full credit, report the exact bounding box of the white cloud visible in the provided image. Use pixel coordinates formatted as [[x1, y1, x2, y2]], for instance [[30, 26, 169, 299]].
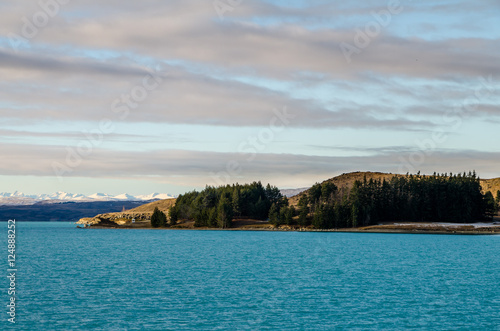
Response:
[[1, 0, 499, 190]]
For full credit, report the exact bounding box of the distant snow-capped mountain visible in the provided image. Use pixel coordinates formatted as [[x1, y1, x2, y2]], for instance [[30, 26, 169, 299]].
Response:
[[280, 187, 309, 198], [136, 193, 173, 200], [112, 193, 136, 200], [0, 191, 175, 206], [87, 193, 114, 200]]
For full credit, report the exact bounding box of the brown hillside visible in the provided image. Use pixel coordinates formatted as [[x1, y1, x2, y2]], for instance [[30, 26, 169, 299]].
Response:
[[127, 198, 176, 213], [480, 178, 500, 196], [289, 172, 500, 206]]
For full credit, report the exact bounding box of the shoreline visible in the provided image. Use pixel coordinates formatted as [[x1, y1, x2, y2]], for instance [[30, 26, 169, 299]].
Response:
[[82, 224, 500, 235], [78, 213, 500, 236]]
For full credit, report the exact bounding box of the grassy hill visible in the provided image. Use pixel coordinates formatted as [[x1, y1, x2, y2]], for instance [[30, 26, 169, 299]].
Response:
[[289, 171, 500, 206], [480, 177, 500, 196], [127, 198, 176, 213]]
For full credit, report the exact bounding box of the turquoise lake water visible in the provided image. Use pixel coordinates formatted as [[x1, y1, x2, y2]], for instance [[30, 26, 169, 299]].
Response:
[[1, 222, 499, 330]]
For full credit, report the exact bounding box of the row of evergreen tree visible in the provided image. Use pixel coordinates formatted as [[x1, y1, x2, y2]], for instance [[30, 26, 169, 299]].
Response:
[[293, 172, 498, 229], [169, 181, 284, 228]]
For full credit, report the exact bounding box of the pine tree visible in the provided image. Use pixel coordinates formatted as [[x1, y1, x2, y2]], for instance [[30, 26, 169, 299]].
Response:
[[351, 203, 360, 228], [483, 191, 496, 219], [280, 205, 294, 226], [265, 183, 282, 206], [202, 187, 217, 209], [268, 203, 280, 226], [169, 206, 178, 226], [312, 204, 323, 229], [217, 196, 233, 228], [297, 194, 309, 226], [151, 207, 167, 228], [253, 196, 268, 220], [232, 188, 241, 217], [349, 181, 362, 227], [208, 207, 217, 227], [286, 206, 295, 225], [308, 183, 322, 205], [322, 203, 335, 229], [151, 207, 160, 228], [321, 181, 337, 203], [193, 209, 207, 227], [160, 210, 167, 227]]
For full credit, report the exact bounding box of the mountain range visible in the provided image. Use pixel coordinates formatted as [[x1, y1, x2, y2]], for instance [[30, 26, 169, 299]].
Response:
[[0, 191, 175, 206]]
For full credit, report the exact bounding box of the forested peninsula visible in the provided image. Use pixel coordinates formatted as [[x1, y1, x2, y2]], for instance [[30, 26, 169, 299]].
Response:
[[78, 171, 500, 234]]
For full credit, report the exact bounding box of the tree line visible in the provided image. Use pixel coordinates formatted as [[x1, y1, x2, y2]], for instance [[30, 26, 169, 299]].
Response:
[[167, 181, 288, 228], [153, 172, 498, 229], [296, 172, 497, 229]]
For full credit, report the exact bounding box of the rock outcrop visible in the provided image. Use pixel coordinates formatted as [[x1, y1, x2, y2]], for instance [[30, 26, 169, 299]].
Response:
[[77, 212, 153, 226]]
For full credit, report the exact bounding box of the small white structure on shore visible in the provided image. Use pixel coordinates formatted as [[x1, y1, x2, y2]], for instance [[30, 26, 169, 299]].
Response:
[[132, 218, 136, 223]]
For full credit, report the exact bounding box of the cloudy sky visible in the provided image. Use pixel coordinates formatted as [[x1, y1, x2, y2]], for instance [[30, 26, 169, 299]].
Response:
[[1, 0, 499, 195]]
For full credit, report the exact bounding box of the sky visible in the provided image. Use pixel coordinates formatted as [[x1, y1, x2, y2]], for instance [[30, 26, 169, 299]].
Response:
[[0, 0, 499, 196]]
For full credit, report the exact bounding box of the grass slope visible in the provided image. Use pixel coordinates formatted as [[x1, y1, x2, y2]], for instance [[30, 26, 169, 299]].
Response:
[[289, 171, 500, 206], [127, 198, 176, 213]]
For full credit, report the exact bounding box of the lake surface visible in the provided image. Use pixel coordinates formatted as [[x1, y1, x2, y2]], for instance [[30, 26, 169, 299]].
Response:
[[1, 222, 499, 330]]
